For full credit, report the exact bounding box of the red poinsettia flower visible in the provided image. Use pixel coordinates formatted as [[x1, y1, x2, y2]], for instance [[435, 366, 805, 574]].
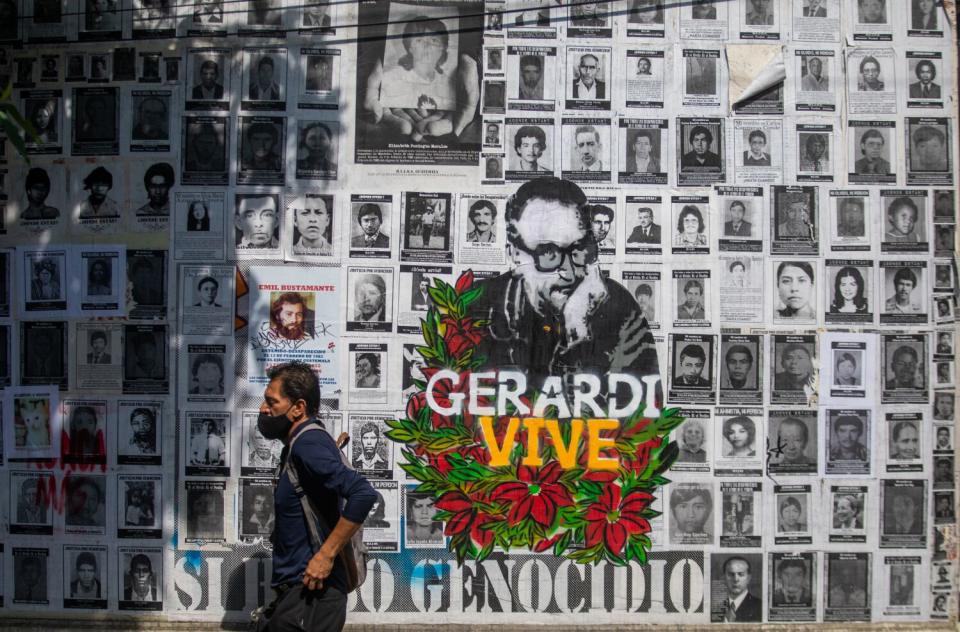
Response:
[[455, 270, 475, 294], [584, 483, 653, 555], [436, 490, 496, 547], [427, 444, 489, 475], [621, 436, 661, 475], [492, 462, 573, 527], [441, 315, 485, 357]]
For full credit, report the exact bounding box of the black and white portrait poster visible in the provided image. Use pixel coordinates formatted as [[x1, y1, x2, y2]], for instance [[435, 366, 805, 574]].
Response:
[[883, 555, 921, 617], [396, 263, 451, 334], [829, 190, 870, 252], [237, 116, 285, 186], [772, 484, 814, 546], [345, 266, 393, 334], [671, 409, 711, 473], [403, 485, 445, 549], [825, 552, 870, 622], [668, 333, 715, 405], [348, 343, 388, 405], [184, 411, 230, 477], [457, 195, 506, 265], [880, 333, 928, 403], [766, 409, 818, 475], [240, 48, 287, 112], [880, 479, 926, 548], [60, 398, 107, 464], [365, 480, 400, 552], [7, 161, 66, 237], [847, 119, 897, 185], [349, 194, 393, 259], [122, 323, 169, 394], [118, 547, 162, 610], [905, 117, 952, 186], [241, 410, 282, 476], [294, 120, 339, 181], [400, 191, 453, 262], [718, 482, 761, 549], [681, 49, 722, 109], [880, 189, 928, 254], [116, 400, 163, 465], [820, 332, 875, 402], [21, 89, 63, 155], [349, 413, 393, 478], [75, 322, 122, 391], [174, 192, 226, 261], [71, 86, 119, 156], [64, 473, 107, 535], [181, 115, 229, 186], [183, 479, 227, 545], [718, 334, 762, 405], [718, 255, 764, 324], [505, 117, 555, 179], [793, 50, 836, 112], [884, 410, 923, 473], [618, 119, 668, 185], [624, 195, 663, 255], [181, 339, 230, 405], [241, 0, 283, 36], [76, 246, 124, 316], [824, 408, 872, 476], [793, 122, 834, 183], [354, 0, 483, 166], [19, 321, 67, 390], [284, 193, 336, 262], [19, 245, 68, 315], [179, 265, 234, 336], [733, 119, 782, 185], [709, 552, 762, 623], [117, 474, 161, 539], [233, 193, 281, 258], [624, 49, 665, 109], [9, 471, 55, 535], [68, 162, 123, 235], [672, 269, 712, 328], [298, 48, 340, 109], [13, 547, 49, 605], [507, 45, 556, 110], [679, 0, 728, 40], [714, 407, 762, 477], [668, 482, 714, 546], [185, 49, 230, 111], [677, 117, 725, 186], [239, 478, 275, 540], [63, 544, 107, 609], [565, 46, 611, 111], [827, 484, 868, 544]]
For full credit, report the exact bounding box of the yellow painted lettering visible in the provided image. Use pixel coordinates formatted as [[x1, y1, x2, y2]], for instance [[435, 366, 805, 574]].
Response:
[[480, 416, 519, 467], [521, 418, 546, 466], [587, 419, 619, 470], [546, 418, 583, 469]]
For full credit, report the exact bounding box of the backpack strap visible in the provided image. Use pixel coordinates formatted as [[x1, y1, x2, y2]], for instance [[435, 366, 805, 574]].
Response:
[[284, 424, 329, 554]]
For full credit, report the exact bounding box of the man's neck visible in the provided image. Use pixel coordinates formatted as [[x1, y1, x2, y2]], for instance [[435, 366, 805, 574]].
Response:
[[283, 414, 311, 444]]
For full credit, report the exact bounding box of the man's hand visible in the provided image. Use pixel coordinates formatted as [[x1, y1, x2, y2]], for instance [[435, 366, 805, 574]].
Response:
[[562, 262, 608, 346], [303, 550, 335, 591]]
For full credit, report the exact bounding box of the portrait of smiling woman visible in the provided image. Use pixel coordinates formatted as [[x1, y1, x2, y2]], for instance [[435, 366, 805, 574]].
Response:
[[830, 266, 869, 313]]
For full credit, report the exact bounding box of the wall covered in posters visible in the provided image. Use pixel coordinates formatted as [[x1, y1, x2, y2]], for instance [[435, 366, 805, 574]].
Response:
[[0, 0, 956, 626]]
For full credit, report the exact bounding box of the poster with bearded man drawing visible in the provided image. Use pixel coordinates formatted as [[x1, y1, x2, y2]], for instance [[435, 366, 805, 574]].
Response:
[[244, 266, 340, 398]]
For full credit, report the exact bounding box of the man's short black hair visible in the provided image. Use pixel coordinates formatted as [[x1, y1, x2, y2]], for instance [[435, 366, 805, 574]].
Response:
[[197, 276, 219, 291], [725, 344, 752, 364], [688, 125, 713, 145], [26, 167, 51, 190], [359, 421, 380, 438], [778, 558, 806, 575], [513, 125, 547, 152], [356, 203, 382, 224], [679, 344, 706, 364], [893, 267, 918, 287], [748, 130, 766, 143], [723, 556, 751, 575], [191, 353, 223, 378], [915, 59, 937, 79], [591, 204, 614, 222], [83, 166, 113, 190], [257, 55, 274, 71], [267, 361, 320, 417], [519, 54, 542, 71], [143, 162, 175, 189], [834, 414, 863, 434], [247, 121, 278, 143], [90, 330, 107, 344]]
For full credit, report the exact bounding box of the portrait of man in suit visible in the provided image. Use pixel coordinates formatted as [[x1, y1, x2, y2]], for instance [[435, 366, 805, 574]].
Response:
[[909, 60, 940, 98], [853, 129, 891, 175], [351, 203, 389, 249], [572, 54, 605, 99], [724, 200, 752, 237], [677, 280, 706, 320], [248, 55, 281, 100], [191, 59, 224, 100], [86, 330, 111, 364], [626, 130, 660, 173], [721, 557, 762, 622]]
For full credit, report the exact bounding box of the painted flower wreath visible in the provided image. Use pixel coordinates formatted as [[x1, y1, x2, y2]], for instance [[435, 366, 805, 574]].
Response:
[[387, 271, 681, 565]]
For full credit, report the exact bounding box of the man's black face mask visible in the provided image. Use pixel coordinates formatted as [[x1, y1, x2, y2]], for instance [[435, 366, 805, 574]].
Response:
[[257, 404, 295, 440]]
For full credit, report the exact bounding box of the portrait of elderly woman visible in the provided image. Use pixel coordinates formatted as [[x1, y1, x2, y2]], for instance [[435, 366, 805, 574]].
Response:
[[673, 205, 707, 247], [357, 2, 481, 158]]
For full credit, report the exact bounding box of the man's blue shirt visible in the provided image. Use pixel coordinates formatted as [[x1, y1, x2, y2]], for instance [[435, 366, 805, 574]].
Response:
[[271, 420, 376, 591]]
